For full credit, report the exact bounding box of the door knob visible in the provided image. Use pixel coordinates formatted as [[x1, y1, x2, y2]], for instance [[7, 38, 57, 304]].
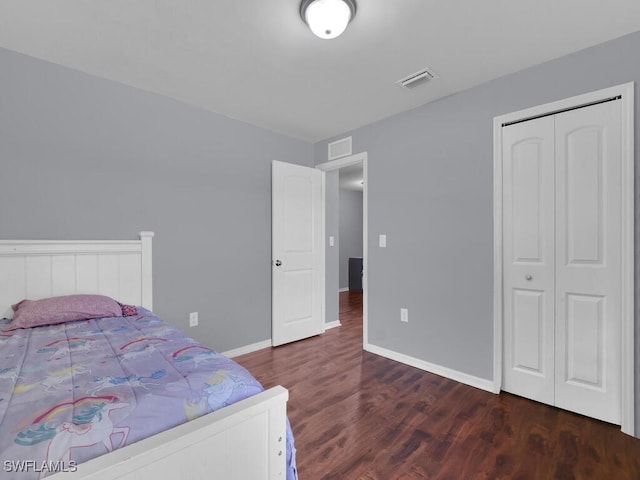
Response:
[[274, 260, 282, 267], [525, 274, 533, 281]]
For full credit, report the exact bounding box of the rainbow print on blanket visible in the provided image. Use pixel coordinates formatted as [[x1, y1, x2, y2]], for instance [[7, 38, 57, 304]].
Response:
[[0, 308, 293, 479]]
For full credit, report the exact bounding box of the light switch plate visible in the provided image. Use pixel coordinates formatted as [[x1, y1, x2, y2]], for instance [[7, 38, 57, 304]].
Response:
[[379, 234, 387, 248], [329, 236, 335, 246]]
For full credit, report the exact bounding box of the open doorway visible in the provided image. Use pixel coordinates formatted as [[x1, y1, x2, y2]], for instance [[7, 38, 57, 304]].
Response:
[[337, 164, 364, 333], [316, 152, 368, 348]]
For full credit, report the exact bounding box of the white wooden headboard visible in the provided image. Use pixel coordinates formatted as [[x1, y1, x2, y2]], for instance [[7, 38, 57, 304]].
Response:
[[0, 231, 153, 319]]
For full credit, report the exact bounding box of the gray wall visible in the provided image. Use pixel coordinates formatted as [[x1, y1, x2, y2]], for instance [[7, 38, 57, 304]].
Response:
[[313, 31, 640, 434], [325, 170, 340, 324], [0, 47, 313, 353], [339, 189, 363, 290]]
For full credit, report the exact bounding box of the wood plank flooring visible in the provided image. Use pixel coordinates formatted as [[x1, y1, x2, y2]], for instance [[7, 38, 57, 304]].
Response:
[[236, 292, 640, 479]]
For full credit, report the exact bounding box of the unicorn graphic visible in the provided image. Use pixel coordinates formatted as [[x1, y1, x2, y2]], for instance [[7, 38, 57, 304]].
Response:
[[38, 338, 92, 361], [182, 370, 235, 419], [148, 326, 174, 337], [13, 365, 90, 394], [86, 370, 166, 395], [118, 344, 156, 361], [0, 366, 20, 384], [118, 337, 167, 353], [171, 345, 216, 367], [198, 369, 259, 411], [15, 396, 130, 479], [183, 397, 208, 421]]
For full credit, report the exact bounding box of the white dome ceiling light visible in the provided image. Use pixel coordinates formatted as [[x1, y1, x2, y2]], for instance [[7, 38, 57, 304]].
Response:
[[300, 0, 357, 40]]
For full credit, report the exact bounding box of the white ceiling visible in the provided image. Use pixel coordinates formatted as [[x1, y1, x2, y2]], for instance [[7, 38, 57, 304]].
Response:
[[1, 1, 639, 142]]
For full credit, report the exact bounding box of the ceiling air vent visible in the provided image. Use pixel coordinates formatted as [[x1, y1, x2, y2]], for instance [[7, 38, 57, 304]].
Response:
[[395, 67, 438, 89]]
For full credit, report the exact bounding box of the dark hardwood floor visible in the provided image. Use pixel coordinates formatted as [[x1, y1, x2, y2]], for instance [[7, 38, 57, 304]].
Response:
[[236, 292, 640, 479]]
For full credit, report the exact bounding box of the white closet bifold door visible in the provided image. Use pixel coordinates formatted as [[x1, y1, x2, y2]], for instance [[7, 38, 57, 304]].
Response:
[[502, 99, 622, 425], [553, 100, 622, 424], [502, 115, 555, 407]]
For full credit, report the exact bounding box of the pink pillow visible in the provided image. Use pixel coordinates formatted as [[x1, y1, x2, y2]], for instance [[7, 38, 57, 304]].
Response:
[[4, 294, 123, 331]]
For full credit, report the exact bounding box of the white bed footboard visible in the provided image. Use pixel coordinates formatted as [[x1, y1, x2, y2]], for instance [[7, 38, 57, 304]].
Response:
[[49, 386, 289, 480]]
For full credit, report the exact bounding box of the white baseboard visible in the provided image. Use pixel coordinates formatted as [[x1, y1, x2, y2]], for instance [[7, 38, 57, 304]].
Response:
[[222, 321, 342, 356], [325, 320, 342, 330], [339, 287, 349, 292], [222, 339, 272, 358], [364, 343, 495, 393]]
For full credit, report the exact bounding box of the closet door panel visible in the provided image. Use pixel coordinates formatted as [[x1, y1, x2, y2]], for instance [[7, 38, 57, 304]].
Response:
[[554, 100, 622, 424], [502, 116, 555, 405]]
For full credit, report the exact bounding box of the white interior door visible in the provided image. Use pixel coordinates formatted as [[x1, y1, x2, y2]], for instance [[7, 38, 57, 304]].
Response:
[[554, 101, 621, 423], [272, 160, 324, 347], [502, 100, 622, 424], [502, 116, 556, 406]]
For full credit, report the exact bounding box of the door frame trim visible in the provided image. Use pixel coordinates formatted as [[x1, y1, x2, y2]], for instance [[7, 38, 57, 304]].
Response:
[[492, 82, 635, 435], [316, 152, 368, 349]]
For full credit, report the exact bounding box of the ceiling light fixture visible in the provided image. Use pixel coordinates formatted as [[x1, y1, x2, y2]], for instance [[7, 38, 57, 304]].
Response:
[[300, 0, 357, 40]]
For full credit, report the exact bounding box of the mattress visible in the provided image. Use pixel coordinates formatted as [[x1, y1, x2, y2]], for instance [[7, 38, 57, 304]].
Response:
[[0, 308, 296, 479]]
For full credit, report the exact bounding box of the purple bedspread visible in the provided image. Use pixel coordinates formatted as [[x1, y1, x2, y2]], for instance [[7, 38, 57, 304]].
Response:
[[0, 309, 297, 479]]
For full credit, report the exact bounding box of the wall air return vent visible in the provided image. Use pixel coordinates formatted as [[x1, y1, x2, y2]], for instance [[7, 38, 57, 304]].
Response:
[[328, 136, 353, 161], [395, 67, 438, 89]]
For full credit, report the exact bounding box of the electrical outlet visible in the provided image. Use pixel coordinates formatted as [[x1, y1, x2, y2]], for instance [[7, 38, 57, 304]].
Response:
[[379, 234, 387, 248], [400, 308, 408, 323], [189, 312, 198, 327]]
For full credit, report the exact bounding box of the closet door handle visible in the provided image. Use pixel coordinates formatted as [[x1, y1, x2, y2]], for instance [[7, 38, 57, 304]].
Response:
[[274, 260, 282, 267], [525, 274, 533, 281]]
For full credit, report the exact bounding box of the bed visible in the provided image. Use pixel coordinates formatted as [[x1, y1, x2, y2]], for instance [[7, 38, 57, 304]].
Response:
[[0, 232, 295, 480]]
